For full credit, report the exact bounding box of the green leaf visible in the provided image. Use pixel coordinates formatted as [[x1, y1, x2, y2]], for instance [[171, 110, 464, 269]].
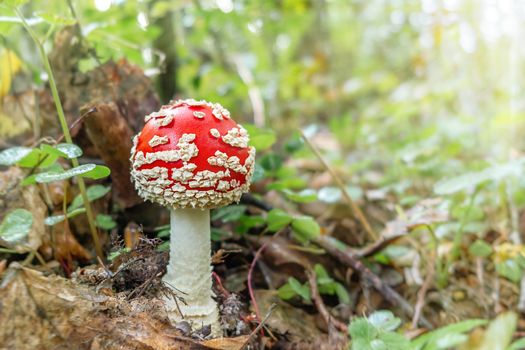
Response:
[[211, 227, 230, 241], [0, 209, 33, 246], [156, 229, 170, 238], [370, 339, 387, 350], [44, 208, 86, 226], [376, 332, 409, 350], [68, 185, 111, 212], [95, 214, 116, 230], [368, 310, 402, 332], [288, 277, 311, 302], [1, 0, 29, 7], [508, 337, 525, 350], [478, 312, 517, 350], [349, 318, 377, 341], [244, 124, 277, 151], [156, 241, 170, 252], [334, 282, 351, 304], [35, 11, 76, 25], [277, 282, 297, 300], [314, 263, 331, 282], [411, 319, 487, 350], [235, 215, 265, 234], [434, 333, 468, 349], [0, 146, 32, 165], [318, 186, 342, 203], [35, 164, 97, 183], [496, 260, 523, 283], [81, 165, 111, 179], [434, 172, 488, 195], [21, 174, 38, 186], [267, 177, 307, 191], [284, 133, 304, 153], [352, 338, 374, 350], [517, 254, 525, 270], [469, 239, 493, 258], [291, 216, 321, 241], [40, 144, 68, 158], [251, 164, 265, 182], [108, 247, 130, 261], [282, 188, 318, 203], [15, 148, 59, 168], [211, 205, 246, 222], [434, 160, 524, 195], [21, 164, 63, 186], [55, 143, 83, 158], [266, 208, 293, 232], [259, 153, 283, 172], [17, 149, 45, 168]]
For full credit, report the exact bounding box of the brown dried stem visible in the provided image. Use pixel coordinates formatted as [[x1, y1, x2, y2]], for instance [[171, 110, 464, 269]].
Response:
[[300, 131, 378, 241], [411, 246, 435, 329], [315, 235, 433, 329], [306, 269, 348, 333], [247, 229, 283, 336]]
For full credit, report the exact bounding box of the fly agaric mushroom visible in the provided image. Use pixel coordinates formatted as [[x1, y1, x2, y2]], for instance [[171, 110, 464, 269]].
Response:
[[130, 99, 255, 336]]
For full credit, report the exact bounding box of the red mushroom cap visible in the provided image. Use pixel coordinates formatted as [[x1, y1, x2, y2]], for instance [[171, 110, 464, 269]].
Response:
[[130, 99, 256, 209]]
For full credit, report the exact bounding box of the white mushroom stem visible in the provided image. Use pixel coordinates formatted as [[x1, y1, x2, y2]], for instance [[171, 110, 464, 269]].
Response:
[[162, 208, 221, 337]]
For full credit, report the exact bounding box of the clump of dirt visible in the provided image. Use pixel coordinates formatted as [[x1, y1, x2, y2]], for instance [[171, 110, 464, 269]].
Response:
[[74, 237, 170, 300]]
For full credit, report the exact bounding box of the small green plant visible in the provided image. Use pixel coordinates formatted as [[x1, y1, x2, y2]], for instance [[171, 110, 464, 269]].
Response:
[[348, 310, 525, 350], [0, 145, 110, 228], [312, 264, 350, 304], [278, 277, 311, 303], [278, 263, 350, 305], [492, 243, 525, 284], [349, 310, 409, 350], [266, 208, 320, 242]]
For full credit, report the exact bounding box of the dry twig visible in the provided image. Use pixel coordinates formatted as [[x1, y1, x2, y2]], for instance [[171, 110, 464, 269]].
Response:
[[411, 248, 435, 329], [306, 269, 348, 333], [247, 229, 284, 335], [239, 304, 277, 350], [300, 131, 378, 241], [315, 236, 433, 329]]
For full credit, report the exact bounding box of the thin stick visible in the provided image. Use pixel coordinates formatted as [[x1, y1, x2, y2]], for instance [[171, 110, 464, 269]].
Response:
[[247, 230, 282, 336], [316, 235, 432, 329], [16, 9, 103, 260], [34, 250, 47, 267], [240, 304, 277, 350], [411, 247, 435, 329], [300, 131, 378, 241], [307, 269, 348, 333]]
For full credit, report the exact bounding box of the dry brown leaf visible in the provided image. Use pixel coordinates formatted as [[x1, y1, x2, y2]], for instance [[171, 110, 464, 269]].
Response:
[[258, 236, 312, 269], [254, 290, 321, 343], [82, 102, 142, 208], [0, 264, 217, 350], [0, 260, 6, 274], [201, 336, 250, 350], [52, 220, 92, 276], [45, 180, 69, 206]]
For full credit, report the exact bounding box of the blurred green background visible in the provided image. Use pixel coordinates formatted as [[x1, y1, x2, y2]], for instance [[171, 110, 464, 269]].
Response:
[[2, 0, 525, 219]]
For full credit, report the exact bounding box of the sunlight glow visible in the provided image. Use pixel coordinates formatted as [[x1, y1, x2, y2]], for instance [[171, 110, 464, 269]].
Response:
[[94, 0, 111, 12], [216, 0, 234, 13], [137, 12, 149, 30]]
